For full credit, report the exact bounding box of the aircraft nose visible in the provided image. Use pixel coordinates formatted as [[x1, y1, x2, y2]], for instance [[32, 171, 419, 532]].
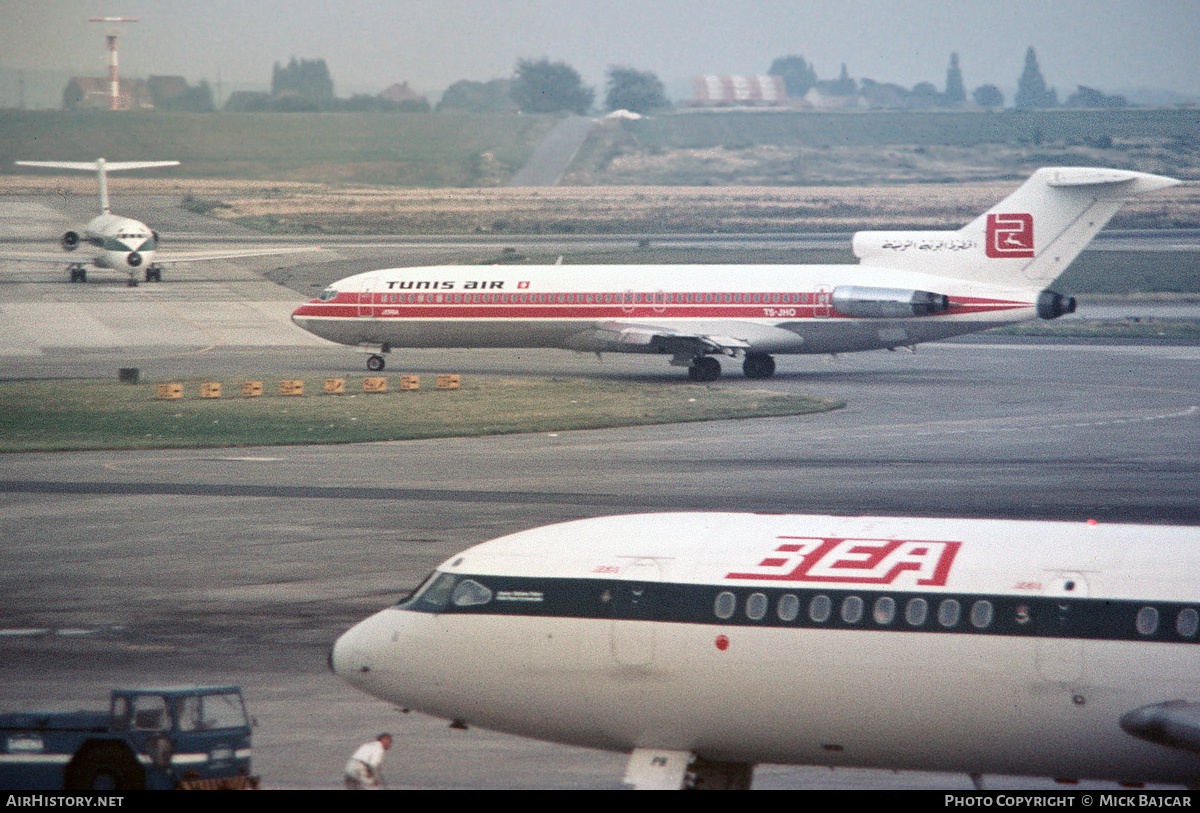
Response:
[[330, 625, 372, 682]]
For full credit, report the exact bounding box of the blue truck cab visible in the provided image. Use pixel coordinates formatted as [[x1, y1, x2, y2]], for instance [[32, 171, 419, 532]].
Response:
[[0, 686, 258, 790]]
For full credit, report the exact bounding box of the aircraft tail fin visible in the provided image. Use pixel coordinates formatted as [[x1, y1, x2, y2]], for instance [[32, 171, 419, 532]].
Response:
[[852, 167, 1179, 289], [15, 158, 180, 214]]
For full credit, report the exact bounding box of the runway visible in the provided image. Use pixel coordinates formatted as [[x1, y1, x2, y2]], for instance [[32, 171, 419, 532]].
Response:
[[1, 199, 1199, 788]]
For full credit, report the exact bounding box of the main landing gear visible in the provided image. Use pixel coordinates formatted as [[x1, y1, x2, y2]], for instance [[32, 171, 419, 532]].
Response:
[[687, 352, 777, 382], [68, 264, 87, 283], [365, 344, 391, 372]]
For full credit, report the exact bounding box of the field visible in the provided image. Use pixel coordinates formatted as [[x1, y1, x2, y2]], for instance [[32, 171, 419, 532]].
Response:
[[0, 109, 555, 187], [0, 376, 843, 453]]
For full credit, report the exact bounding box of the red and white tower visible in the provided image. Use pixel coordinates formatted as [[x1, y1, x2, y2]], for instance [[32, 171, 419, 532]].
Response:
[[88, 17, 138, 111]]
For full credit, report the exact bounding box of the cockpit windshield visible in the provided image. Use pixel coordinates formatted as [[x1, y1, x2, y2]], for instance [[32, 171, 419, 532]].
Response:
[[319, 287, 339, 302], [408, 572, 459, 612]]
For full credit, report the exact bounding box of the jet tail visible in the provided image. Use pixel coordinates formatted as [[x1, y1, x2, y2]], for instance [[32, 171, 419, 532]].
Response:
[[852, 167, 1179, 289], [15, 158, 180, 214]]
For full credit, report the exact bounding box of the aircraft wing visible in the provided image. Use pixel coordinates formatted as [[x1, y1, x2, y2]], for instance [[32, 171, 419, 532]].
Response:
[[153, 246, 321, 264], [0, 249, 78, 263], [0, 246, 320, 265], [1121, 701, 1200, 755], [565, 319, 752, 355]]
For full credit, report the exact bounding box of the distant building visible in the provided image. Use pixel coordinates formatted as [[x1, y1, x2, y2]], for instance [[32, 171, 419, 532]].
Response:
[[63, 76, 154, 110], [690, 75, 787, 107], [147, 75, 188, 106], [379, 82, 426, 106]]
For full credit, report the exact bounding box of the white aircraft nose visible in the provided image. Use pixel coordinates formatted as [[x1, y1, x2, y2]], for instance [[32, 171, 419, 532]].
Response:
[[330, 609, 404, 691]]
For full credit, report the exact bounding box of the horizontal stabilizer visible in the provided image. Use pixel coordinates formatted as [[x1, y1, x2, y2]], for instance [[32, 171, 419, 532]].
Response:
[[16, 160, 180, 172], [1120, 700, 1200, 754]]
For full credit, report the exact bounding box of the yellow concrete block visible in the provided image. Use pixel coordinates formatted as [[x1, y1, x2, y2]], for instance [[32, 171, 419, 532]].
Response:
[[436, 374, 461, 390], [279, 380, 305, 396], [156, 383, 183, 400], [363, 377, 388, 393], [200, 382, 222, 399], [399, 375, 420, 390], [324, 378, 346, 394], [241, 381, 263, 398]]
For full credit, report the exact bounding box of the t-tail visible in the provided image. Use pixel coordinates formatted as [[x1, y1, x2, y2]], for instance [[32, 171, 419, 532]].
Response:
[[852, 167, 1180, 297], [15, 158, 180, 214]]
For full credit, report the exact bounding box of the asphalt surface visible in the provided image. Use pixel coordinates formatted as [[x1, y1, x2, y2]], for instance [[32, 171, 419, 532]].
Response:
[[1, 196, 1198, 789]]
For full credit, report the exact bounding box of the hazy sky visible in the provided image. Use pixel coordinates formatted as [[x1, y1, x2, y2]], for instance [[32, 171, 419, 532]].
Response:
[[4, 0, 1199, 103]]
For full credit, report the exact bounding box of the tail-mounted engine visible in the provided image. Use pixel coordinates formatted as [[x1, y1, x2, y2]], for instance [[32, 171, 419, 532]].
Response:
[[831, 286, 951, 318], [61, 231, 79, 252], [1037, 290, 1077, 320]]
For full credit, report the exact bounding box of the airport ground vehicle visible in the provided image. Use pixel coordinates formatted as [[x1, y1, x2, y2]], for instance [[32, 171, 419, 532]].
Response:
[[0, 685, 257, 790]]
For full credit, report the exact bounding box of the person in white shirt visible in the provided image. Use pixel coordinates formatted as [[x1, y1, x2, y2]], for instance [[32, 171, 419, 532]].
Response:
[[344, 732, 393, 789]]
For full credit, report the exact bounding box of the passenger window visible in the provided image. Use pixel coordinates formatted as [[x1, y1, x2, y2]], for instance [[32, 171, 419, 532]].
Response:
[[777, 593, 799, 622], [1136, 606, 1160, 636], [809, 594, 832, 623], [840, 596, 863, 624], [714, 591, 736, 619], [745, 593, 768, 620], [451, 579, 493, 607], [1177, 608, 1199, 638], [873, 596, 896, 625], [905, 598, 928, 626], [970, 600, 994, 629], [938, 599, 961, 628]]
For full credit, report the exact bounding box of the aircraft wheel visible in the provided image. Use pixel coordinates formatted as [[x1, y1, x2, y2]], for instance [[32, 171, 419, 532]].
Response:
[[688, 356, 721, 382], [145, 266, 161, 282], [69, 268, 87, 283], [126, 277, 138, 288], [366, 354, 386, 372], [742, 352, 776, 379]]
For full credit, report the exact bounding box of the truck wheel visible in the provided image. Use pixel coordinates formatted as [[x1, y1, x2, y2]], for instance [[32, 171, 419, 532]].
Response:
[[64, 743, 145, 791]]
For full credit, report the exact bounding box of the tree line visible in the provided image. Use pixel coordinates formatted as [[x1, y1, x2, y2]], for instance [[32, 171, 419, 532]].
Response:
[[160, 47, 1127, 115]]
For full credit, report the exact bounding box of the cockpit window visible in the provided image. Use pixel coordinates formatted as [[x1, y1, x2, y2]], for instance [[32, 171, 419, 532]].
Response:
[[319, 287, 339, 302], [408, 572, 458, 613], [451, 579, 492, 607]]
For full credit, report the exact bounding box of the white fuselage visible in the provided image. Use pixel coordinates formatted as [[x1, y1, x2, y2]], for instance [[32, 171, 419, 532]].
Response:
[[333, 513, 1200, 785], [79, 212, 157, 271], [291, 263, 1037, 356]]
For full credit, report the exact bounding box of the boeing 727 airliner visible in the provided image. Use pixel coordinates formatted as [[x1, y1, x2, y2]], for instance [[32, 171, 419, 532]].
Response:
[[292, 167, 1178, 380], [332, 513, 1200, 789], [1, 159, 316, 285]]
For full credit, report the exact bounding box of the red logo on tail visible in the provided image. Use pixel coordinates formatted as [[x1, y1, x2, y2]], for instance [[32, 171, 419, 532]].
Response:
[[986, 213, 1034, 258]]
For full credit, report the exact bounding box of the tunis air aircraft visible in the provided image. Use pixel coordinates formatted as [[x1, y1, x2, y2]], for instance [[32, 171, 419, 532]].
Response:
[[292, 166, 1177, 381], [332, 512, 1200, 789], [1, 158, 316, 286]]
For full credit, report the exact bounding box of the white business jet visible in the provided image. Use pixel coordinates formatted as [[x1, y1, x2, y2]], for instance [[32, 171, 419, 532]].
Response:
[[293, 167, 1177, 380], [332, 512, 1200, 789], [2, 158, 316, 286]]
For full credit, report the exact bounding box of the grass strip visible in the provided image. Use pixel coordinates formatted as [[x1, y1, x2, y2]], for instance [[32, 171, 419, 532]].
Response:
[[0, 376, 843, 453]]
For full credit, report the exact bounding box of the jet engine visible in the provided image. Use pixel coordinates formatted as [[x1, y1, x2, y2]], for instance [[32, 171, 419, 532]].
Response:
[[61, 231, 79, 252], [126, 251, 143, 268], [831, 286, 951, 318], [1037, 290, 1077, 320]]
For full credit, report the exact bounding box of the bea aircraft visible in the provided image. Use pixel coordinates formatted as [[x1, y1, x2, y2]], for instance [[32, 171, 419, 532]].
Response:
[[1, 158, 315, 286], [293, 167, 1177, 380], [333, 512, 1200, 789]]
